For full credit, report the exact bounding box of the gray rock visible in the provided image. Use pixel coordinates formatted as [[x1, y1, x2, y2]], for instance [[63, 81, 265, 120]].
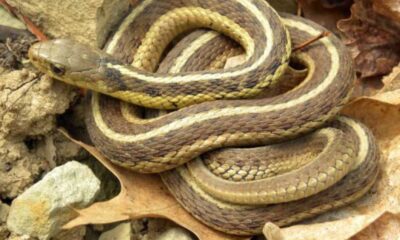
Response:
[[156, 227, 193, 240], [99, 222, 132, 240], [7, 161, 101, 240]]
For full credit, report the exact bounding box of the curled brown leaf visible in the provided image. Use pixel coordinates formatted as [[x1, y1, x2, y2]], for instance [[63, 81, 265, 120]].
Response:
[[263, 67, 400, 239], [338, 0, 400, 78], [60, 130, 248, 240]]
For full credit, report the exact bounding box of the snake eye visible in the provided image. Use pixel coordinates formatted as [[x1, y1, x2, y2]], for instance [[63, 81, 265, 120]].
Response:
[[50, 64, 66, 76]]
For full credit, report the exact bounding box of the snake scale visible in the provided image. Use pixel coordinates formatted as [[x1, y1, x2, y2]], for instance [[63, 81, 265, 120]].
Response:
[[28, 0, 379, 235]]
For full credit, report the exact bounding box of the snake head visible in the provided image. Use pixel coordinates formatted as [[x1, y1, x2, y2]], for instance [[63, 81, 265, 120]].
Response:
[[29, 39, 114, 92]]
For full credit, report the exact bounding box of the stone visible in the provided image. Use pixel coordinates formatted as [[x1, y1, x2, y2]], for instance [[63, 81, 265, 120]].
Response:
[[0, 70, 76, 199], [99, 222, 132, 240], [0, 202, 10, 239], [96, 0, 131, 48], [53, 226, 86, 240], [6, 0, 101, 47], [156, 227, 193, 240], [7, 161, 101, 240], [0, 202, 9, 223]]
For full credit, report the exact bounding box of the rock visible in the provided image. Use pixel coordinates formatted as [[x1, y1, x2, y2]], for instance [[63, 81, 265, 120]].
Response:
[[0, 202, 10, 239], [156, 227, 193, 240], [7, 233, 35, 240], [96, 0, 131, 48], [0, 71, 75, 137], [130, 219, 147, 240], [144, 219, 193, 240], [0, 70, 76, 199], [99, 222, 132, 240], [53, 132, 89, 166], [7, 161, 101, 240], [0, 138, 48, 199], [83, 226, 101, 240], [6, 0, 101, 47], [52, 226, 86, 240], [0, 202, 10, 222]]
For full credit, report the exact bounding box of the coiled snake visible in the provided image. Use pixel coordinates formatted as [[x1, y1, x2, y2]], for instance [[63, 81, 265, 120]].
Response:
[[28, 0, 379, 235]]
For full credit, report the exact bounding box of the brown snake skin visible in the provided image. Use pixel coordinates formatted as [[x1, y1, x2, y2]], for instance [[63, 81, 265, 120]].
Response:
[[84, 14, 355, 173], [97, 12, 378, 234], [26, 0, 380, 235], [152, 15, 379, 234], [161, 119, 379, 235]]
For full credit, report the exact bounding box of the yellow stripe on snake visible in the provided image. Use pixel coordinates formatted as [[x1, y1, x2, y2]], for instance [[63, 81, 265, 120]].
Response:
[[28, 0, 379, 235]]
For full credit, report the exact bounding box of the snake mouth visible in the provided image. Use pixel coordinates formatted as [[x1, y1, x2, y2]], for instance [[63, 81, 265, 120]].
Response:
[[29, 42, 47, 71]]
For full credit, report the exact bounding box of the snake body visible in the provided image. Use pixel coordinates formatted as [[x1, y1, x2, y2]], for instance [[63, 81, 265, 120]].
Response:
[[28, 0, 379, 235], [162, 117, 379, 234], [29, 0, 290, 110]]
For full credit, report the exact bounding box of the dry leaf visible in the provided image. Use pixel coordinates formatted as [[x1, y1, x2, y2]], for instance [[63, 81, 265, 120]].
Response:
[[298, 0, 352, 33], [351, 77, 383, 99], [320, 0, 353, 9], [381, 63, 400, 93], [338, 0, 400, 78], [351, 212, 400, 240], [262, 76, 400, 239], [373, 0, 400, 25], [60, 130, 248, 240]]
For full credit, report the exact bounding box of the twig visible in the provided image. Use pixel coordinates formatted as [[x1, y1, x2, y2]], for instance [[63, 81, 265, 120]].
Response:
[[293, 31, 330, 52], [0, 0, 48, 41], [297, 0, 303, 16]]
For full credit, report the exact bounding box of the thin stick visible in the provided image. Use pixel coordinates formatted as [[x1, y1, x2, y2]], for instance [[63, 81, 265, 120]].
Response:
[[297, 0, 303, 16], [293, 31, 330, 52]]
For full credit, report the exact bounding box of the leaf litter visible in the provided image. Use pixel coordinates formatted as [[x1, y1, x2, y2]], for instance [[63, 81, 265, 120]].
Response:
[[338, 0, 400, 79]]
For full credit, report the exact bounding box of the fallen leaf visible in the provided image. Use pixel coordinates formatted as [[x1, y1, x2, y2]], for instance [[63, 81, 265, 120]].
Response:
[[262, 71, 400, 239], [372, 0, 400, 25], [298, 0, 352, 33], [381, 63, 400, 93], [320, 0, 353, 9], [60, 130, 248, 240], [351, 212, 400, 240], [351, 77, 384, 99], [337, 0, 400, 78]]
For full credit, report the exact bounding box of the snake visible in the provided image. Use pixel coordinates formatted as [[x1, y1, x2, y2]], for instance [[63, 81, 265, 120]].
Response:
[[27, 0, 380, 235]]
